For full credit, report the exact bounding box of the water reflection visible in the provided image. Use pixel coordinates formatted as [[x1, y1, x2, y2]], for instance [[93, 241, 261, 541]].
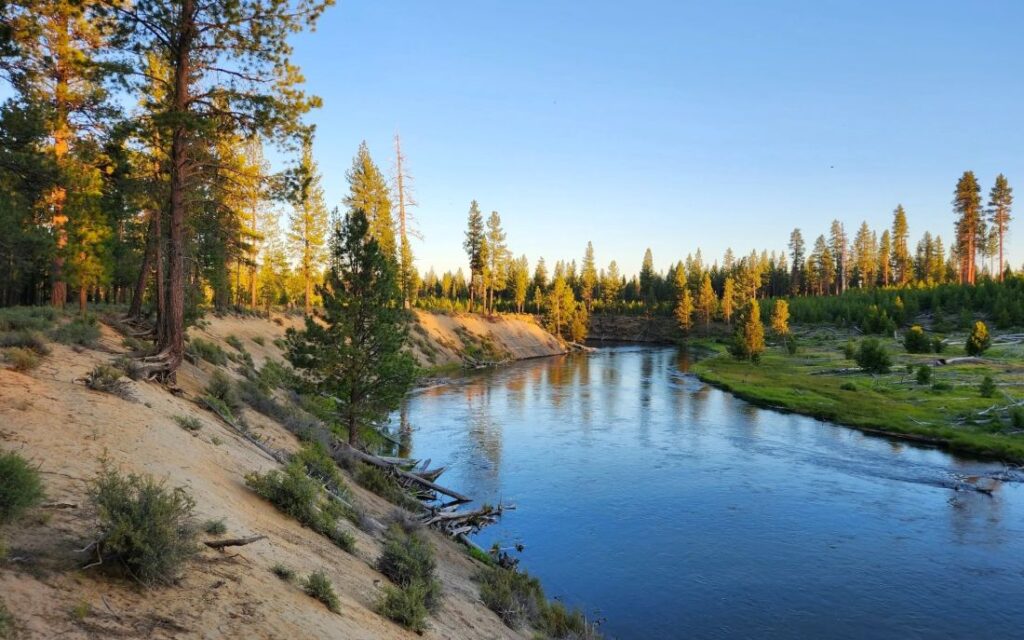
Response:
[[399, 346, 1024, 640]]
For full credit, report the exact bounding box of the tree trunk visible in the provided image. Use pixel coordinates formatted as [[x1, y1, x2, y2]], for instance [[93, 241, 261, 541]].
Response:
[[128, 210, 157, 318], [49, 15, 70, 310], [160, 0, 195, 375]]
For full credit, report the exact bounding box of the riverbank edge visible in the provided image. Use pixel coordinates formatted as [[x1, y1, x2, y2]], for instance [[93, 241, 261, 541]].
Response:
[[690, 352, 1024, 464]]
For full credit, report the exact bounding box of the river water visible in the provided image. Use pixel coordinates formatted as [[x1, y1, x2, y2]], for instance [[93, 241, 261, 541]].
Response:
[[399, 345, 1024, 639]]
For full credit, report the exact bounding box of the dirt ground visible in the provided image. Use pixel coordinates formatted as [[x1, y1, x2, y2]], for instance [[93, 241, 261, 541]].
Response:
[[0, 311, 540, 639]]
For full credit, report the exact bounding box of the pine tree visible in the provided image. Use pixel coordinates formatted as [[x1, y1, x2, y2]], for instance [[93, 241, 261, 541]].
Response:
[[485, 211, 508, 314], [988, 174, 1013, 280], [721, 277, 736, 324], [512, 255, 529, 313], [288, 137, 328, 315], [770, 299, 789, 337], [545, 275, 575, 339], [729, 299, 765, 363], [853, 221, 876, 288], [877, 230, 892, 286], [639, 248, 655, 310], [580, 241, 597, 311], [392, 133, 418, 307], [286, 210, 415, 447], [696, 272, 716, 330], [4, 0, 119, 309], [788, 228, 805, 294], [602, 260, 622, 305], [113, 0, 331, 376], [531, 285, 544, 314], [344, 142, 395, 259], [463, 201, 484, 310], [954, 171, 982, 284], [829, 220, 848, 294], [673, 268, 693, 334], [892, 205, 911, 285]]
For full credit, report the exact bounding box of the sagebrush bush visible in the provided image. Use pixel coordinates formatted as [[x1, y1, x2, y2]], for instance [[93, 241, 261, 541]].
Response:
[[377, 582, 430, 633], [245, 461, 354, 552], [842, 341, 856, 360], [203, 518, 227, 535], [85, 364, 134, 399], [271, 563, 295, 582], [225, 335, 244, 351], [1011, 407, 1024, 429], [477, 566, 600, 637], [0, 451, 45, 523], [477, 566, 545, 628], [3, 346, 40, 371], [293, 443, 346, 494], [303, 570, 340, 613], [0, 306, 56, 332], [206, 370, 241, 412], [355, 465, 422, 512], [0, 330, 50, 355], [188, 338, 227, 365], [52, 317, 101, 347], [838, 381, 857, 392], [0, 598, 12, 637], [377, 525, 439, 602], [174, 415, 203, 432], [89, 466, 198, 585]]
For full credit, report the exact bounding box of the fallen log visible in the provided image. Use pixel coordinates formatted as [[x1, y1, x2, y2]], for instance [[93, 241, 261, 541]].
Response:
[[204, 535, 267, 550], [331, 442, 471, 504]]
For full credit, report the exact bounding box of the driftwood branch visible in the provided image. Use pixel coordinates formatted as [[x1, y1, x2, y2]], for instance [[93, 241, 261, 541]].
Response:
[[204, 535, 267, 550]]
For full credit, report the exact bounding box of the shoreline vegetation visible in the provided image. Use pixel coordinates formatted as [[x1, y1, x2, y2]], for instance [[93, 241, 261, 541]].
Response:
[[687, 329, 1024, 465]]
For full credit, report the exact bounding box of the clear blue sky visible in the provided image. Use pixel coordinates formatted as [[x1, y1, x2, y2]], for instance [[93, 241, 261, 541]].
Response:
[[287, 0, 1024, 277]]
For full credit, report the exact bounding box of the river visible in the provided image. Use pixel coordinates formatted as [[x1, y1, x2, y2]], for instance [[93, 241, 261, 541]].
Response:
[[399, 345, 1024, 639]]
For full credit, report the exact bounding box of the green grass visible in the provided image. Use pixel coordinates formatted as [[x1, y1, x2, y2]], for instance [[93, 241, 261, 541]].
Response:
[[691, 329, 1024, 462], [303, 570, 340, 613]]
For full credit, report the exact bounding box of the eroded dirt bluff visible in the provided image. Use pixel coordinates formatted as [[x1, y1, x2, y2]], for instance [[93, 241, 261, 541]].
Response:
[[406, 310, 566, 367], [0, 312, 535, 640], [587, 314, 680, 343]]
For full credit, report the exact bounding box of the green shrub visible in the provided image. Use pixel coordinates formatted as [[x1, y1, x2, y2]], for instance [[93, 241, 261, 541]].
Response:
[[539, 600, 599, 639], [293, 443, 346, 495], [0, 306, 56, 332], [188, 338, 227, 365], [0, 598, 12, 638], [203, 518, 227, 535], [784, 336, 798, 355], [355, 465, 422, 512], [377, 582, 430, 633], [245, 461, 354, 552], [174, 415, 203, 432], [931, 337, 946, 354], [477, 566, 545, 628], [52, 317, 101, 347], [930, 382, 953, 392], [966, 321, 991, 356], [979, 375, 996, 398], [377, 525, 440, 605], [842, 341, 856, 360], [303, 570, 340, 613], [839, 382, 857, 392], [903, 325, 931, 353], [1011, 407, 1024, 429], [89, 466, 198, 585], [3, 346, 40, 371], [916, 365, 932, 385], [225, 335, 244, 351], [0, 329, 50, 355], [85, 364, 134, 399], [271, 563, 295, 582], [206, 370, 241, 412], [252, 336, 265, 346], [855, 338, 891, 374], [0, 451, 45, 523]]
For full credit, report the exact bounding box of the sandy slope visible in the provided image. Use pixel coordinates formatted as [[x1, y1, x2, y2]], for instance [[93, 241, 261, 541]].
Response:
[[0, 312, 543, 639]]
